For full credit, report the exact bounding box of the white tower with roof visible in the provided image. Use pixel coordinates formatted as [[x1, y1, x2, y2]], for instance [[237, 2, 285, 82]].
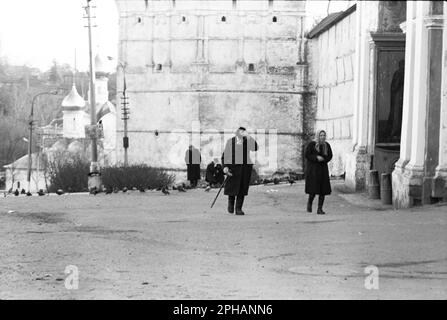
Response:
[[61, 83, 89, 139]]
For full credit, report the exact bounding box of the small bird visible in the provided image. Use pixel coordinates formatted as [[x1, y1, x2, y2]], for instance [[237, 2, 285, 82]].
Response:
[[132, 187, 137, 191], [21, 188, 26, 194], [26, 191, 32, 197], [113, 187, 119, 193], [105, 187, 113, 194], [89, 187, 99, 195], [139, 186, 145, 193], [273, 177, 280, 185], [177, 185, 186, 192], [155, 186, 162, 191], [161, 187, 170, 195], [37, 189, 45, 196], [204, 186, 211, 192], [122, 187, 128, 193], [56, 189, 64, 195], [288, 178, 295, 185], [263, 179, 272, 186], [14, 189, 19, 196]]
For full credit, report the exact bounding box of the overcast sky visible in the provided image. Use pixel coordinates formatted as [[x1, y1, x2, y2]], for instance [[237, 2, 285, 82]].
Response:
[[0, 0, 351, 72]]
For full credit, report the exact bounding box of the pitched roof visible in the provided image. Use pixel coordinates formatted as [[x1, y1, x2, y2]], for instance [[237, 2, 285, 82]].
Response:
[[3, 153, 45, 170], [307, 4, 357, 39]]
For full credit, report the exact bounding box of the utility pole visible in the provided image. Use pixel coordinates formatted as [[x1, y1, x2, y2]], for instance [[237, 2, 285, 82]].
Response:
[[84, 0, 101, 190], [120, 63, 130, 166]]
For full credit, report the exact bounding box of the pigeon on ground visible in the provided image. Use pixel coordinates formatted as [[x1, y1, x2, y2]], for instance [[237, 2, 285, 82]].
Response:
[[113, 187, 119, 193], [122, 187, 128, 193], [89, 187, 99, 195], [14, 189, 20, 196], [56, 189, 64, 195], [139, 186, 146, 193], [177, 185, 186, 192], [26, 191, 32, 197], [204, 186, 211, 192], [37, 189, 45, 196], [21, 188, 26, 194], [273, 177, 280, 185], [105, 187, 113, 194], [288, 178, 295, 185], [161, 187, 170, 195]]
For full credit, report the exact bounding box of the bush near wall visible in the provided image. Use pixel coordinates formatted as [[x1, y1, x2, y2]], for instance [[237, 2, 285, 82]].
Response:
[[48, 161, 175, 192], [101, 164, 175, 190], [48, 156, 90, 193]]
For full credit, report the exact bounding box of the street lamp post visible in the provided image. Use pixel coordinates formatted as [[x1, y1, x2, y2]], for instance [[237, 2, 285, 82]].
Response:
[[27, 91, 59, 193]]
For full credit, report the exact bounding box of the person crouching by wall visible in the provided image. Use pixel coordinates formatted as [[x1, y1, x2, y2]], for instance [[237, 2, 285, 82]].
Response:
[[206, 158, 224, 188], [305, 130, 333, 214], [185, 145, 201, 188], [221, 127, 258, 215]]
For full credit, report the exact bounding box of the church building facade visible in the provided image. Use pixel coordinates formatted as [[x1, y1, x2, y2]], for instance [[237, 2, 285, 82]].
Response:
[[308, 1, 447, 208]]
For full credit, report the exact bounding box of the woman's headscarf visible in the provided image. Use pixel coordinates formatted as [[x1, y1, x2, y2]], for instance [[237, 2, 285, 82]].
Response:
[[315, 130, 328, 156]]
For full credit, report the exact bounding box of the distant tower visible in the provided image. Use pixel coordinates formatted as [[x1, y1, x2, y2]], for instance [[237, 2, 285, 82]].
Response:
[[115, 0, 308, 175], [61, 83, 89, 139], [93, 54, 117, 165]]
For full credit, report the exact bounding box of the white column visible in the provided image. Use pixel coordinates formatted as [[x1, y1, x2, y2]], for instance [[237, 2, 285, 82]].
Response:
[[435, 2, 447, 177], [395, 1, 416, 169], [351, 0, 363, 147], [405, 1, 430, 174], [352, 1, 374, 149]]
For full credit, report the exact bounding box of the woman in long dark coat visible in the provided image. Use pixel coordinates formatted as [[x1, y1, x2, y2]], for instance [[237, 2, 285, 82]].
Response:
[[305, 130, 333, 214], [221, 127, 258, 215], [185, 145, 201, 188]]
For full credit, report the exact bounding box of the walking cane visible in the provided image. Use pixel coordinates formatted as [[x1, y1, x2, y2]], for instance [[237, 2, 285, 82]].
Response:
[[210, 174, 230, 209]]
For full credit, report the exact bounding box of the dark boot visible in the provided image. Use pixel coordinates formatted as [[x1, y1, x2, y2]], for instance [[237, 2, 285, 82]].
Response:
[[307, 194, 315, 213], [228, 196, 235, 214], [235, 195, 245, 215], [317, 195, 326, 215]]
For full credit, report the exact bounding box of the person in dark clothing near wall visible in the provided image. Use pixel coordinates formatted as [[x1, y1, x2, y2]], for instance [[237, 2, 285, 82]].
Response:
[[185, 145, 201, 188], [221, 127, 258, 215], [305, 130, 333, 214], [205, 158, 224, 188]]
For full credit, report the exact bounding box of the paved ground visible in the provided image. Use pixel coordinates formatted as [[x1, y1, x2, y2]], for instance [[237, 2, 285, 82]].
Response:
[[0, 181, 446, 299]]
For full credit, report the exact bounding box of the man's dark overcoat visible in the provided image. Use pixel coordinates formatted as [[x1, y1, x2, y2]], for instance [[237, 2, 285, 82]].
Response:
[[185, 147, 201, 181], [221, 136, 258, 196]]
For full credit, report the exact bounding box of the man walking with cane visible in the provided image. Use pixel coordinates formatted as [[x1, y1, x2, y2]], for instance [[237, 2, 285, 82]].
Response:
[[221, 127, 258, 215]]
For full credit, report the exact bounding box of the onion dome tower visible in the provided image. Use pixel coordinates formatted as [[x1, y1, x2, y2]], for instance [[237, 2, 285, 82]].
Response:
[[61, 83, 89, 138]]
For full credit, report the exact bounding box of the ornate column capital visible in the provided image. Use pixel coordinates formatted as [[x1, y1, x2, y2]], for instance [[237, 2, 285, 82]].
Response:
[[423, 15, 444, 29]]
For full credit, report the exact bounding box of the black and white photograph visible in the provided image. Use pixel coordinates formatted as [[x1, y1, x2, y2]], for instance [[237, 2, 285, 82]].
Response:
[[0, 0, 446, 306]]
